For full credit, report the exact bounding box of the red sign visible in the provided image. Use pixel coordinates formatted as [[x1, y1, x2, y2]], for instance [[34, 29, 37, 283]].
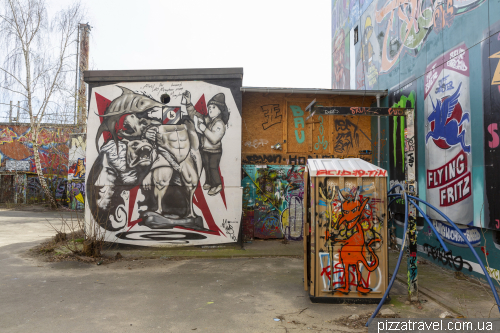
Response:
[[427, 151, 467, 189], [439, 172, 471, 206]]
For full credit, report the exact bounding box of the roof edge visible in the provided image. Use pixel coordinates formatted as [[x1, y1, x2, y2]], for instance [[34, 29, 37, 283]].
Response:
[[240, 86, 387, 97], [84, 68, 244, 83]]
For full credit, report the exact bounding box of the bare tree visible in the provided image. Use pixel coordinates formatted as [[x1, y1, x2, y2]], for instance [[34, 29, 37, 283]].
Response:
[[0, 0, 84, 209]]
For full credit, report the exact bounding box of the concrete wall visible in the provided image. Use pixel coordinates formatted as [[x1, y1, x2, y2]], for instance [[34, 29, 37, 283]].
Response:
[[85, 81, 242, 246], [331, 0, 500, 279]]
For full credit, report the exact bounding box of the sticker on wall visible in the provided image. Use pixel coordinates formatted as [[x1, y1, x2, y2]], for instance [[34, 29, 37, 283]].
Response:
[[85, 81, 242, 246], [424, 43, 472, 225]]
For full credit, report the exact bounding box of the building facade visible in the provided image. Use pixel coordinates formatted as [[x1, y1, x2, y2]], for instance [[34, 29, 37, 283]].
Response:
[[331, 0, 500, 280]]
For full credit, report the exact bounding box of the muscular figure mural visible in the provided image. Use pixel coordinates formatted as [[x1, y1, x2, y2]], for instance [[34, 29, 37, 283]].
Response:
[[87, 80, 242, 243]]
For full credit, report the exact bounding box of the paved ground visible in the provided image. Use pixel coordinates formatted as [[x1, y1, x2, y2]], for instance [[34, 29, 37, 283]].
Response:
[[0, 210, 497, 332], [0, 210, 77, 247]]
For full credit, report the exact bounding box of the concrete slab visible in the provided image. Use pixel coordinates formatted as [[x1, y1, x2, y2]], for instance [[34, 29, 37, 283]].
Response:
[[389, 251, 500, 319], [0, 210, 78, 247], [0, 210, 471, 332]]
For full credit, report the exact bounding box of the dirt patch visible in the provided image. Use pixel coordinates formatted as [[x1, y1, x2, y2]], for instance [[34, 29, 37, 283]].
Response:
[[27, 232, 193, 266], [333, 311, 400, 330]]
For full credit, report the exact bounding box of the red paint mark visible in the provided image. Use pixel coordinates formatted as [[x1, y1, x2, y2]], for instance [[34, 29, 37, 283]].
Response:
[[410, 252, 417, 257], [316, 169, 387, 177], [127, 219, 142, 231], [194, 94, 207, 116], [481, 246, 489, 256], [321, 266, 331, 280], [127, 186, 140, 227], [95, 93, 113, 141], [126, 186, 142, 230], [218, 167, 227, 209], [192, 181, 223, 235]]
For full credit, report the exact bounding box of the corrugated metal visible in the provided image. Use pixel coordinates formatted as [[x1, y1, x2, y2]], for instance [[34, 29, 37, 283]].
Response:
[[307, 158, 387, 177]]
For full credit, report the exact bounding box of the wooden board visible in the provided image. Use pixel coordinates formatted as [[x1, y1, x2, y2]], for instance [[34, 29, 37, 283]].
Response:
[[303, 167, 309, 291], [312, 175, 388, 298], [241, 92, 375, 164]]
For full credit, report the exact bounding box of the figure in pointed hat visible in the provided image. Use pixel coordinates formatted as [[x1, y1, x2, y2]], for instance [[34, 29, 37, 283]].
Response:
[[184, 91, 229, 196]]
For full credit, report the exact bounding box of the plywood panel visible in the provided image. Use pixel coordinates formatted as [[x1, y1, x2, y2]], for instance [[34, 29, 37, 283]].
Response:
[[241, 93, 284, 155], [331, 115, 372, 158], [303, 167, 309, 291], [241, 92, 376, 161], [286, 100, 313, 153]]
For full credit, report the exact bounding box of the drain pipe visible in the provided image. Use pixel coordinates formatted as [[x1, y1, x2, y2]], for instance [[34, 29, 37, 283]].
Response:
[[377, 94, 381, 167]]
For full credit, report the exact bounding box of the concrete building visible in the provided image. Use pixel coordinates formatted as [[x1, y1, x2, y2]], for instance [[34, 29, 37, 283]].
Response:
[[331, 0, 500, 280], [82, 68, 390, 250]]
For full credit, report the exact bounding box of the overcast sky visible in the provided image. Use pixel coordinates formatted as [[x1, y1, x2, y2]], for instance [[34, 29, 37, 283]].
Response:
[[54, 0, 332, 89]]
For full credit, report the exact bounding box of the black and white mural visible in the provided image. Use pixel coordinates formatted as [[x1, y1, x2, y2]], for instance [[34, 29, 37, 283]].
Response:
[[85, 81, 242, 246]]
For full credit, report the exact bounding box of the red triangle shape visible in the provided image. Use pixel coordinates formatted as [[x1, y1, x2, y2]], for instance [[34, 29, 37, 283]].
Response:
[[194, 94, 208, 116], [95, 93, 112, 142]]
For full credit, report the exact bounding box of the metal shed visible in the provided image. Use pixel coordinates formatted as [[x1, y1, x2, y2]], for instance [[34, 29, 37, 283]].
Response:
[[304, 158, 388, 302]]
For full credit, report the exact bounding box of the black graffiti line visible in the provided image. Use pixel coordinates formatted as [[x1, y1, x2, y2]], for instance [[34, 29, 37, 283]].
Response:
[[423, 243, 473, 272]]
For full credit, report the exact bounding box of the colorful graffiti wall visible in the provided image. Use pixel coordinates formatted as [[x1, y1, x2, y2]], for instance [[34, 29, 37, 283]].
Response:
[[68, 134, 86, 210], [0, 124, 76, 203], [332, 0, 500, 278], [242, 165, 304, 240], [85, 81, 242, 246]]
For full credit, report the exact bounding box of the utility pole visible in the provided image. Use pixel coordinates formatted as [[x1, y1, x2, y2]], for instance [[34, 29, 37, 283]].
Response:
[[74, 25, 80, 125], [77, 23, 91, 131], [9, 101, 12, 122], [16, 101, 20, 122]]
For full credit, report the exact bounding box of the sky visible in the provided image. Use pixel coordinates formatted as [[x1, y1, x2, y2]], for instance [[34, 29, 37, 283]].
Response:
[[52, 0, 332, 89]]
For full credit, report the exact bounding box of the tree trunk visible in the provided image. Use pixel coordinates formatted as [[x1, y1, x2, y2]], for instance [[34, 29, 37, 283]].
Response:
[[32, 143, 58, 209]]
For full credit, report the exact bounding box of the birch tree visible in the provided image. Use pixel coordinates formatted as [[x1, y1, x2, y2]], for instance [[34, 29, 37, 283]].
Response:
[[0, 0, 84, 209]]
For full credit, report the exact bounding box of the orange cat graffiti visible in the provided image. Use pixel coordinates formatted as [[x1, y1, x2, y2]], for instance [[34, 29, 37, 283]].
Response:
[[332, 187, 381, 294]]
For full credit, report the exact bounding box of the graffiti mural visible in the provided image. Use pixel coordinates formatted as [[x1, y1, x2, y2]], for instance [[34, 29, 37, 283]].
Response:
[[0, 124, 75, 204], [317, 181, 384, 295], [0, 125, 72, 176], [241, 165, 304, 240], [85, 81, 242, 246], [333, 28, 350, 89], [333, 0, 488, 89], [425, 44, 472, 225], [388, 79, 416, 211], [484, 28, 500, 230], [68, 134, 86, 209]]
